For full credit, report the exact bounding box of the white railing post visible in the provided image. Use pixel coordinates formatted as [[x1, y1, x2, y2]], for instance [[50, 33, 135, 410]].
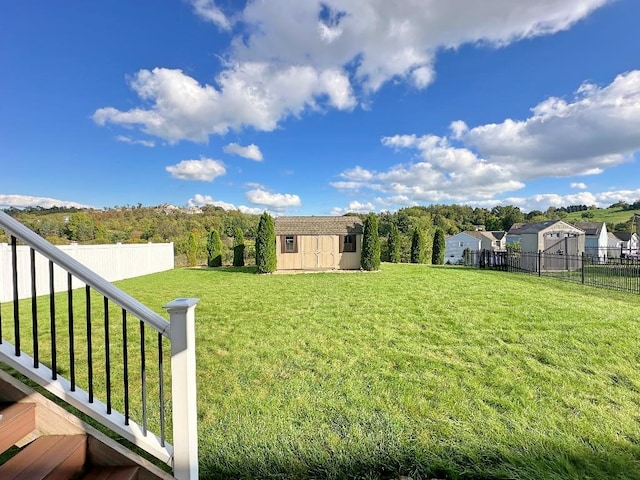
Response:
[[164, 298, 200, 480]]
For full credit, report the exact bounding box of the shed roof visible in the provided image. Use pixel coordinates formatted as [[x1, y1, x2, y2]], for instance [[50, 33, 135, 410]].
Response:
[[508, 220, 583, 235], [274, 216, 364, 235]]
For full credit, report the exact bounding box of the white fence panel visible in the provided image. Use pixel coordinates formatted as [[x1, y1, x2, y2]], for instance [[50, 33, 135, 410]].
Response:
[[0, 242, 174, 302]]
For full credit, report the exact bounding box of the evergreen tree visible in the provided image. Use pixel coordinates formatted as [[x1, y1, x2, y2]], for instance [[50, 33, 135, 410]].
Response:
[[361, 213, 381, 271], [388, 223, 401, 263], [207, 229, 223, 267], [233, 227, 245, 267], [410, 228, 425, 264], [432, 228, 446, 265], [255, 212, 276, 273], [186, 231, 198, 267]]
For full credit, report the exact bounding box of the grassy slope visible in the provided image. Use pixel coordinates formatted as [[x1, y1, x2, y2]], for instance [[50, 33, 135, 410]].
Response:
[[112, 264, 640, 480], [563, 207, 639, 226]]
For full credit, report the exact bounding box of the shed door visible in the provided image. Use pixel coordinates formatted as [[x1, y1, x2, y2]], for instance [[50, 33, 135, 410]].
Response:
[[302, 235, 335, 269]]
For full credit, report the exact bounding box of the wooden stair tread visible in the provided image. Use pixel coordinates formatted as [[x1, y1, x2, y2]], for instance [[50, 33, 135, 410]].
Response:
[[82, 466, 140, 480], [0, 403, 36, 454], [0, 434, 86, 480]]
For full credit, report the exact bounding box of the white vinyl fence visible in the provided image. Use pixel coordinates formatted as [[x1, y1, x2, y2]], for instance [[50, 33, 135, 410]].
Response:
[[0, 242, 174, 302]]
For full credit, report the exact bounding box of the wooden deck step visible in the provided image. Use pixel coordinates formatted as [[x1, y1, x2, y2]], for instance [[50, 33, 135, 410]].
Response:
[[0, 403, 36, 454], [82, 466, 140, 480], [0, 434, 86, 480]]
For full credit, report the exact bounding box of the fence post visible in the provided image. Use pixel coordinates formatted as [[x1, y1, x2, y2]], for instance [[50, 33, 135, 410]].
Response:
[[164, 298, 200, 480], [581, 252, 585, 285], [538, 250, 542, 276]]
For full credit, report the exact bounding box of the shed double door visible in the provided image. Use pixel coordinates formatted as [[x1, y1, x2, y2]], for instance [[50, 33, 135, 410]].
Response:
[[301, 235, 335, 269]]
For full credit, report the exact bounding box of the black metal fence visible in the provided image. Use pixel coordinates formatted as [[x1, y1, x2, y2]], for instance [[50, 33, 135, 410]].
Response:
[[463, 249, 640, 294]]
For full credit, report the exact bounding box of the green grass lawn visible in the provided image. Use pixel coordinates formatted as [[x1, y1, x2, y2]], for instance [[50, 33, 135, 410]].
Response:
[[110, 263, 640, 480], [3, 263, 640, 479]]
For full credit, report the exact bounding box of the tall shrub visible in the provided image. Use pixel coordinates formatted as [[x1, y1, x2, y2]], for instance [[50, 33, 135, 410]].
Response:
[[233, 227, 245, 267], [207, 229, 223, 267], [432, 228, 446, 265], [361, 213, 381, 271], [255, 212, 276, 273], [186, 231, 198, 267], [410, 228, 425, 264], [388, 223, 401, 263]]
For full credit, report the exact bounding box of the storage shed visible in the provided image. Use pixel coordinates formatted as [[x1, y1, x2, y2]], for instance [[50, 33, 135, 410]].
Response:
[[274, 216, 363, 270], [507, 220, 585, 254]]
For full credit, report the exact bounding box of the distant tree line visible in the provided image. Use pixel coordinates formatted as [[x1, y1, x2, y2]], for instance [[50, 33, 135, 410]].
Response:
[[2, 199, 638, 267]]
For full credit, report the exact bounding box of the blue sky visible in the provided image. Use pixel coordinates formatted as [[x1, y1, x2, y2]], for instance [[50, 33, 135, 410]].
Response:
[[1, 0, 639, 215]]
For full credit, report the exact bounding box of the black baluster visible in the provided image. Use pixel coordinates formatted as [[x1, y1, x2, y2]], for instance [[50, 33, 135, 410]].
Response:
[[30, 248, 38, 367], [122, 309, 130, 425], [49, 261, 57, 380]]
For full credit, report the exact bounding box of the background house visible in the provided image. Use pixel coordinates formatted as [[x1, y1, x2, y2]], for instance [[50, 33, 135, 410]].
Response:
[[445, 231, 506, 264], [274, 216, 363, 270], [573, 222, 608, 261], [608, 232, 640, 258]]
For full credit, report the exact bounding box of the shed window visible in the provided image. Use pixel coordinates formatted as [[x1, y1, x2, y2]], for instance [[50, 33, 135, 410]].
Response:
[[459, 241, 464, 247], [281, 235, 298, 253], [341, 235, 356, 253], [285, 236, 295, 252]]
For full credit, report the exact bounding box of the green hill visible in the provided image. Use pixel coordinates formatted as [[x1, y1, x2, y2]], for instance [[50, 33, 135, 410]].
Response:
[[564, 206, 640, 231]]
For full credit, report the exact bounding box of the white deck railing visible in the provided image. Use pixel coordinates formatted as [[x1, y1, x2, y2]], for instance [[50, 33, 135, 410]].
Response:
[[0, 210, 198, 480]]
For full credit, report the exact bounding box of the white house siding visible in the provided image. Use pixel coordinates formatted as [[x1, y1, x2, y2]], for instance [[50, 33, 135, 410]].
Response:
[[444, 233, 481, 264], [608, 233, 640, 258], [0, 242, 174, 302], [593, 227, 609, 261]]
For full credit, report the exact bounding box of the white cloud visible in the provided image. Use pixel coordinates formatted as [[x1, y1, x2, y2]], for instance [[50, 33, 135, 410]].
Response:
[[330, 181, 367, 191], [497, 188, 640, 212], [187, 193, 264, 214], [237, 0, 608, 92], [237, 205, 266, 215], [223, 142, 263, 161], [245, 182, 268, 190], [0, 194, 92, 209], [93, 65, 355, 142], [339, 165, 375, 182], [460, 70, 640, 178], [334, 71, 640, 207], [246, 188, 301, 208], [166, 158, 226, 181], [115, 135, 155, 147], [370, 134, 523, 201], [330, 200, 376, 215], [95, 1, 609, 142], [189, 0, 231, 30]]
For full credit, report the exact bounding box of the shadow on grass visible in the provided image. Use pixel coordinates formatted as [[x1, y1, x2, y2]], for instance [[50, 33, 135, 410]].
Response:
[[198, 442, 640, 480], [182, 266, 258, 274]]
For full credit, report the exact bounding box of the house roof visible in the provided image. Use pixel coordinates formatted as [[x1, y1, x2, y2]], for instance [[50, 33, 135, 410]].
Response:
[[573, 222, 605, 236], [609, 232, 637, 242], [507, 220, 583, 235], [482, 231, 506, 241], [274, 216, 364, 235], [464, 231, 484, 240], [447, 230, 505, 242]]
